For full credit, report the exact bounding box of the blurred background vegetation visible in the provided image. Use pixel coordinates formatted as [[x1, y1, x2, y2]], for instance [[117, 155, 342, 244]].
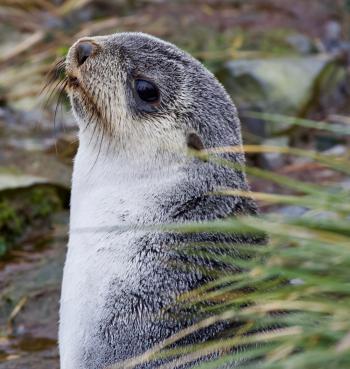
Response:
[[0, 1, 349, 368]]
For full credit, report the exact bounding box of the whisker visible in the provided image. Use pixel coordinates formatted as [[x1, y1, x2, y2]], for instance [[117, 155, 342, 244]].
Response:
[[38, 57, 69, 152], [40, 57, 68, 134], [105, 126, 113, 158], [88, 124, 104, 174], [44, 78, 66, 109], [104, 92, 114, 159], [59, 89, 66, 133], [90, 115, 101, 149], [40, 57, 66, 98], [88, 106, 100, 146], [81, 83, 101, 136], [96, 126, 106, 164], [83, 109, 95, 134], [53, 79, 68, 132]]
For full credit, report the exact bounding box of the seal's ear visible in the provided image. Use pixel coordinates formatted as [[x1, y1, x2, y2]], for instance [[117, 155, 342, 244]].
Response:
[[186, 132, 204, 151]]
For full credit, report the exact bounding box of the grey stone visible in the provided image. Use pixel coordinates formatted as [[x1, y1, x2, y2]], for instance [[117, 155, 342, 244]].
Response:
[[218, 55, 339, 136], [259, 137, 289, 170], [340, 179, 350, 191], [322, 144, 347, 156], [290, 278, 305, 286], [278, 206, 308, 218], [286, 33, 314, 55], [323, 20, 342, 52]]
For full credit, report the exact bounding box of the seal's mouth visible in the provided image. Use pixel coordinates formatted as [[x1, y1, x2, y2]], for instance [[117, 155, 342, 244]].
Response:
[[42, 55, 110, 138], [66, 71, 113, 138]]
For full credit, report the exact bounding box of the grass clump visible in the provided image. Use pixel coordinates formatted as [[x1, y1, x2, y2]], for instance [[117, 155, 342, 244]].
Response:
[[111, 118, 350, 369]]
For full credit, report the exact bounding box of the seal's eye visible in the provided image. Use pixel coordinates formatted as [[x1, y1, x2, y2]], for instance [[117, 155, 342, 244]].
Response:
[[135, 79, 159, 103]]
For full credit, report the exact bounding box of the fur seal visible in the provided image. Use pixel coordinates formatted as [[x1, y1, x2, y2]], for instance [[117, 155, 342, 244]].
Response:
[[59, 32, 264, 369]]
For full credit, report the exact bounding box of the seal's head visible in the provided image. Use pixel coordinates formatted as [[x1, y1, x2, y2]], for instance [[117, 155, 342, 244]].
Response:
[[65, 32, 244, 162]]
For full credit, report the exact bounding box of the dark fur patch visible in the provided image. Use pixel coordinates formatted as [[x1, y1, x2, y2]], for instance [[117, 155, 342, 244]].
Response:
[[186, 132, 205, 151]]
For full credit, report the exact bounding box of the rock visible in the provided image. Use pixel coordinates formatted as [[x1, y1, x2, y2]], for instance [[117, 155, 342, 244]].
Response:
[[0, 151, 72, 190], [286, 33, 314, 55], [259, 137, 289, 170], [0, 212, 67, 369], [323, 20, 342, 52], [0, 106, 74, 189], [217, 55, 341, 137], [0, 173, 49, 192], [0, 107, 76, 133], [306, 210, 341, 221], [290, 278, 305, 286], [322, 144, 347, 156], [45, 133, 78, 164], [7, 137, 56, 152], [340, 179, 350, 192], [277, 206, 308, 218]]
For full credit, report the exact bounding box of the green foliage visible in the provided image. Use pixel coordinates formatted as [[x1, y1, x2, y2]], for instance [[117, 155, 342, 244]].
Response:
[[181, 164, 349, 369], [0, 200, 22, 256], [0, 186, 62, 257], [29, 187, 62, 217], [247, 28, 299, 56]]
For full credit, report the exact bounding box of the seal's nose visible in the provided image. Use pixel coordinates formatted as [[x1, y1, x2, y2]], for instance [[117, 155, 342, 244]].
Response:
[[76, 41, 93, 66]]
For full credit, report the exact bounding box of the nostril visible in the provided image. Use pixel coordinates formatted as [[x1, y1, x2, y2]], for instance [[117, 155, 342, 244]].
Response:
[[76, 41, 93, 66]]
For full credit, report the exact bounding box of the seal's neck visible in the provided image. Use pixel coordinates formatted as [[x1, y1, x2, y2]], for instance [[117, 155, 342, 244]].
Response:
[[70, 135, 186, 231], [76, 133, 186, 179], [77, 117, 187, 168]]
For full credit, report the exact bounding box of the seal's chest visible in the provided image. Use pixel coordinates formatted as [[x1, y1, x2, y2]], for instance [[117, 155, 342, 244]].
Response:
[[71, 179, 157, 228], [60, 159, 185, 368], [60, 223, 146, 369]]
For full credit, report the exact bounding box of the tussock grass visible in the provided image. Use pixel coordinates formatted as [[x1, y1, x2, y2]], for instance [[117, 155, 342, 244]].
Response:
[[109, 120, 350, 369]]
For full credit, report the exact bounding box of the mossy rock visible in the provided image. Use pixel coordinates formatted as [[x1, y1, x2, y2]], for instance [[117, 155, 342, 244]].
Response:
[[0, 173, 69, 258], [217, 55, 343, 137]]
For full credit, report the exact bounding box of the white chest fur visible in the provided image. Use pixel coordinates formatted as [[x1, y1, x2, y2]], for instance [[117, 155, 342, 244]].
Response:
[[59, 142, 184, 369]]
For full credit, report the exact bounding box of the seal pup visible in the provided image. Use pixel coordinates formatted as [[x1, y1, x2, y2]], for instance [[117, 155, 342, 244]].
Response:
[[59, 32, 263, 369]]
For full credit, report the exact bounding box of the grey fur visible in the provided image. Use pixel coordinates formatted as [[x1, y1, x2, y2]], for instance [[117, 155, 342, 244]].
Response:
[[63, 32, 265, 369]]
